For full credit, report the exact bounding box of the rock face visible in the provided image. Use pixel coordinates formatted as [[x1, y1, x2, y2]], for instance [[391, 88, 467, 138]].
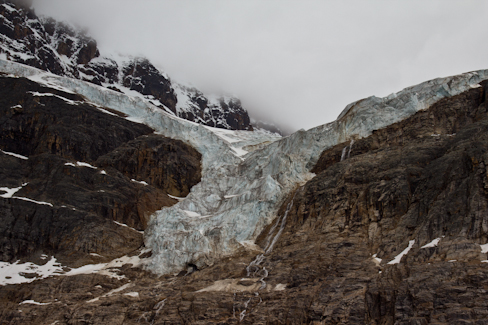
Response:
[[0, 75, 202, 267], [0, 0, 253, 130], [2, 74, 488, 324]]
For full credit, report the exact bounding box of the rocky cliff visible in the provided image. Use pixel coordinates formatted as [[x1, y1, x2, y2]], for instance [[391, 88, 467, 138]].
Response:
[[0, 75, 202, 269], [1, 60, 488, 323], [0, 0, 253, 130], [1, 1, 488, 322]]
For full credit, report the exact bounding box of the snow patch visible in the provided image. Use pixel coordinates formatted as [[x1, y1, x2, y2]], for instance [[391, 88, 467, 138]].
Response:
[[113, 221, 144, 234], [274, 283, 286, 291], [167, 194, 185, 201], [480, 243, 488, 254], [372, 254, 382, 266], [0, 257, 64, 285], [65, 161, 97, 169], [19, 300, 51, 306], [421, 238, 441, 249], [0, 149, 28, 160], [131, 179, 148, 186], [87, 283, 133, 303], [0, 186, 22, 198], [387, 240, 415, 265], [12, 196, 53, 207]]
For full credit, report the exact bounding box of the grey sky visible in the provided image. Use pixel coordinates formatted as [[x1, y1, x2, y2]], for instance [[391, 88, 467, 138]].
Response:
[[34, 0, 488, 133]]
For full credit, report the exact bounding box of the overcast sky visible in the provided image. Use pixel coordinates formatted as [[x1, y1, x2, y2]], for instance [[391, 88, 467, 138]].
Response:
[[33, 0, 488, 133]]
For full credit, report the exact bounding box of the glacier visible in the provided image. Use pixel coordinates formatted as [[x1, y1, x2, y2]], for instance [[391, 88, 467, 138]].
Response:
[[1, 59, 487, 275]]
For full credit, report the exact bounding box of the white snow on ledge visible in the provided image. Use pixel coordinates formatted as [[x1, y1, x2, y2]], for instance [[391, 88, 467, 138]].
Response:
[[19, 300, 51, 306], [421, 238, 441, 249], [113, 221, 144, 234], [480, 243, 488, 254], [0, 257, 64, 285], [65, 161, 97, 169], [11, 196, 53, 207], [387, 240, 415, 265], [167, 194, 185, 201], [0, 254, 150, 286], [0, 186, 23, 198], [131, 179, 148, 186], [0, 184, 53, 206], [0, 149, 28, 160]]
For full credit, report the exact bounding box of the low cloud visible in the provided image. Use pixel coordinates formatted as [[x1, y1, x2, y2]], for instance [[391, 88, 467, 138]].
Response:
[[34, 0, 488, 132]]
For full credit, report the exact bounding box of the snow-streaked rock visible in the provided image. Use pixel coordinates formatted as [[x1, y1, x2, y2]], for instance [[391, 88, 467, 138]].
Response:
[[2, 59, 487, 275]]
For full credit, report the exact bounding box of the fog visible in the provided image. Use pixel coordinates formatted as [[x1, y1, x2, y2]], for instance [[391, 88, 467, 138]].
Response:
[[33, 0, 488, 133]]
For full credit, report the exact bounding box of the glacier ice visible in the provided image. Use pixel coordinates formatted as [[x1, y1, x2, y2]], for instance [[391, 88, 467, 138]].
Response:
[[2, 59, 488, 275]]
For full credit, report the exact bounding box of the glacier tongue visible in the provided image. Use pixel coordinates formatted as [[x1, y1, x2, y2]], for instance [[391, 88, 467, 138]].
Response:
[[2, 59, 488, 275]]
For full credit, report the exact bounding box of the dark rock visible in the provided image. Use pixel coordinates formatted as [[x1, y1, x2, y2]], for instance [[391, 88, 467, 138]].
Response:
[[0, 0, 255, 131], [0, 75, 202, 266]]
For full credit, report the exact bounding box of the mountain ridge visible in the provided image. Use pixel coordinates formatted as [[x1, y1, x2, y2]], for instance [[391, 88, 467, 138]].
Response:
[[0, 0, 255, 131]]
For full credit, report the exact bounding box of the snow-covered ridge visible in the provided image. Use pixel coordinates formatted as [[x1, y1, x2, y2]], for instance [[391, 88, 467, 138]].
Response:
[[2, 59, 487, 275], [0, 1, 254, 131]]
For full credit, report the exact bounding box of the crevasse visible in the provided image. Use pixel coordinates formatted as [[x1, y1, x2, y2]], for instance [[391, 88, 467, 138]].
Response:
[[2, 59, 487, 275]]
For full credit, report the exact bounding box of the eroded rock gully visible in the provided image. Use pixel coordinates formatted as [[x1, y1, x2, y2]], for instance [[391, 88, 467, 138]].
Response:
[[2, 83, 488, 324]]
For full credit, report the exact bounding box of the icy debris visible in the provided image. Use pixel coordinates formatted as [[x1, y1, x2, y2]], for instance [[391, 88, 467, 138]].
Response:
[[387, 240, 415, 265], [124, 292, 139, 298], [421, 238, 442, 248], [0, 149, 28, 160]]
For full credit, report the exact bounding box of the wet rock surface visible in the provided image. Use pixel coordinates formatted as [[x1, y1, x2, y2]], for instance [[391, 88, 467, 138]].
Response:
[[0, 76, 202, 266], [2, 81, 488, 324]]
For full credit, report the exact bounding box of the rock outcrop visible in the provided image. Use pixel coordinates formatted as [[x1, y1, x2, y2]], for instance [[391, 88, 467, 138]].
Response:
[[0, 75, 202, 267], [0, 0, 254, 130], [2, 74, 488, 324]]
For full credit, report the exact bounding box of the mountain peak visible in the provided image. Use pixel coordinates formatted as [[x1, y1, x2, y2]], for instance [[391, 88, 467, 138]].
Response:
[[0, 0, 254, 131]]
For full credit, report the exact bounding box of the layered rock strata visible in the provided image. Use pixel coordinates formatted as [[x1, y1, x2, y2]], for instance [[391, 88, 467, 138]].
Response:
[[0, 75, 202, 266]]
